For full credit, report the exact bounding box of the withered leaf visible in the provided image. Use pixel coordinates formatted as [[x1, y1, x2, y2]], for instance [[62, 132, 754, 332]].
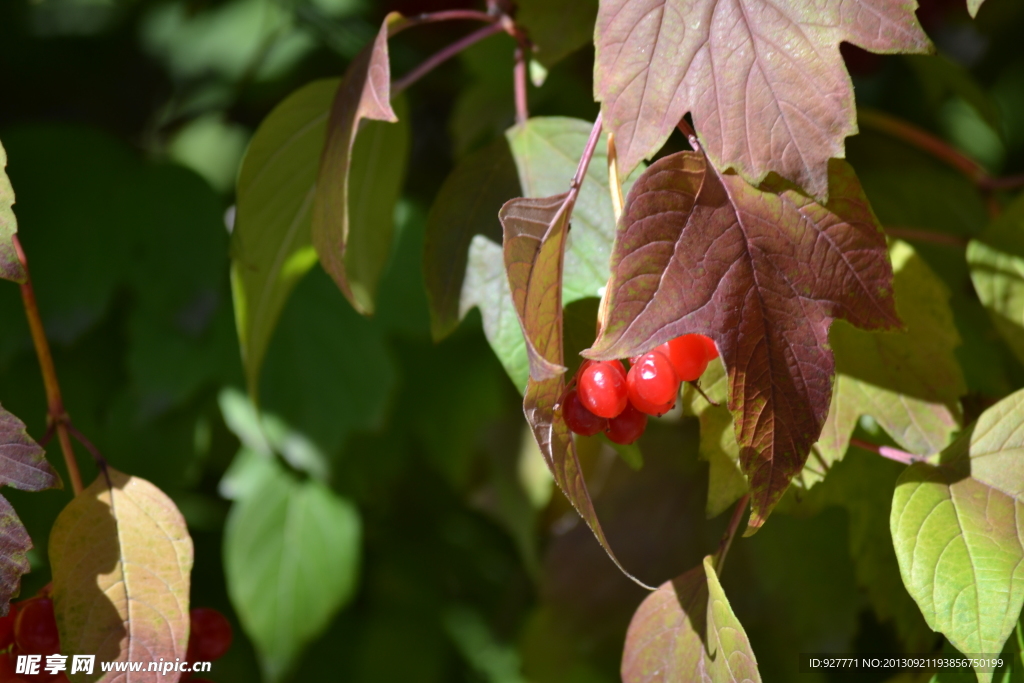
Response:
[[594, 0, 932, 199], [586, 152, 899, 532], [312, 13, 404, 314], [501, 193, 650, 587]]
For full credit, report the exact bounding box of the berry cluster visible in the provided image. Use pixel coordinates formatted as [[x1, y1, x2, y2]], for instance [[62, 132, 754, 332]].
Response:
[[562, 334, 717, 445], [0, 591, 232, 682]]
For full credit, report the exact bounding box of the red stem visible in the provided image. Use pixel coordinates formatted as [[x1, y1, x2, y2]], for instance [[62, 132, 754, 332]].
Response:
[[849, 437, 925, 466], [513, 46, 528, 124], [714, 494, 749, 575], [392, 22, 504, 96], [389, 9, 497, 37]]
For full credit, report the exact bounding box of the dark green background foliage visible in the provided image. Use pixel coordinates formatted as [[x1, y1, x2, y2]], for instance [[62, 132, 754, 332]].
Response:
[[1, 0, 1024, 681]]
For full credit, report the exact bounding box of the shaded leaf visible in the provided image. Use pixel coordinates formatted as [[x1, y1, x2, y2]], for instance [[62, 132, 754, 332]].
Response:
[[312, 13, 410, 314], [967, 0, 985, 18], [587, 152, 899, 532], [0, 494, 31, 616], [905, 54, 1001, 132], [622, 556, 760, 683], [232, 78, 338, 397], [891, 388, 1024, 683], [224, 454, 361, 682], [0, 140, 26, 283], [516, 0, 598, 68], [50, 469, 193, 683], [0, 403, 59, 491], [594, 0, 931, 198], [967, 194, 1024, 367], [424, 136, 520, 341], [802, 241, 965, 488]]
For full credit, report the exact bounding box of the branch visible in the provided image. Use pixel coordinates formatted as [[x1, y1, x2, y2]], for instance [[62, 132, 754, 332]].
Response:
[[13, 236, 83, 496], [392, 22, 504, 96], [849, 437, 927, 466], [513, 46, 528, 124], [388, 9, 497, 38], [713, 494, 749, 575]]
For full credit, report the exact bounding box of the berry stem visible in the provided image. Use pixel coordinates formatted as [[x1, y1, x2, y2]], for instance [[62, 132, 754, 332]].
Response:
[[849, 437, 926, 466], [391, 22, 504, 96], [13, 236, 83, 496], [713, 494, 749, 576]]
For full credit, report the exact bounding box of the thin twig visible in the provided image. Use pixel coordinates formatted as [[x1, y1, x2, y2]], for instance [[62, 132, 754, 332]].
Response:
[[858, 108, 986, 183], [392, 22, 504, 96], [982, 174, 1024, 192], [714, 494, 749, 576], [572, 113, 604, 193], [688, 381, 719, 407], [37, 421, 55, 449], [64, 422, 108, 471], [884, 226, 969, 249], [13, 236, 83, 495], [513, 46, 528, 124], [849, 437, 926, 466], [388, 9, 497, 38]]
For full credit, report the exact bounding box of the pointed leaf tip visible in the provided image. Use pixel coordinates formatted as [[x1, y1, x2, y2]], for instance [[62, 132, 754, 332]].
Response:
[[589, 151, 899, 531]]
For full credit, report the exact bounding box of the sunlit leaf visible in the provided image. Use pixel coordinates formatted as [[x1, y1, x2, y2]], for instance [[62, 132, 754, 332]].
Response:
[[516, 0, 598, 68], [232, 78, 338, 397], [424, 136, 520, 341], [967, 194, 1024, 367], [802, 241, 965, 488], [891, 388, 1024, 683], [588, 152, 899, 532], [622, 556, 760, 682], [0, 403, 59, 491], [0, 140, 26, 283], [50, 470, 193, 683], [594, 0, 931, 198], [312, 13, 410, 314], [224, 454, 361, 682]]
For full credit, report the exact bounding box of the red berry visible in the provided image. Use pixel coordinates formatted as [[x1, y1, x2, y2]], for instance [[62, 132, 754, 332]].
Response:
[[14, 598, 59, 656], [629, 351, 680, 405], [562, 389, 606, 436], [187, 608, 233, 662], [0, 603, 17, 649], [626, 371, 676, 416], [665, 335, 709, 382], [577, 360, 628, 418], [605, 403, 647, 444], [698, 334, 719, 360]]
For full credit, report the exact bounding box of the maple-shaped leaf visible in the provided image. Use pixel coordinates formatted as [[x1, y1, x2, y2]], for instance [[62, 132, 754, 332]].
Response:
[[593, 0, 932, 199], [0, 403, 60, 491], [586, 152, 900, 532], [499, 194, 650, 587], [312, 13, 407, 314]]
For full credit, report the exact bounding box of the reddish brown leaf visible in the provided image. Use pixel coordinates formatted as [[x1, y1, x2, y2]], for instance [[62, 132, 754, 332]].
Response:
[[586, 152, 899, 532], [594, 0, 932, 199], [312, 13, 402, 314], [0, 404, 59, 492], [0, 494, 32, 614], [500, 193, 651, 587]]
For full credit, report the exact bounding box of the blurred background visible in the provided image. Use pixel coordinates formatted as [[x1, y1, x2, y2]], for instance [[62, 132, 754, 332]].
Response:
[[0, 0, 1023, 681]]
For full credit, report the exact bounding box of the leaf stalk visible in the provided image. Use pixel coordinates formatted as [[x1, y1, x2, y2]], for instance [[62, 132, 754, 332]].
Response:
[[713, 494, 749, 576], [13, 236, 83, 496], [849, 437, 925, 466], [392, 22, 504, 96]]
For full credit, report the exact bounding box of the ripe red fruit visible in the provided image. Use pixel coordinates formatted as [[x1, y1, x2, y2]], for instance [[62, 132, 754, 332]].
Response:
[[562, 389, 606, 436], [577, 360, 628, 418], [626, 372, 676, 416], [14, 598, 59, 656], [187, 608, 233, 662], [629, 351, 680, 406], [605, 402, 647, 444], [664, 335, 710, 382], [698, 334, 719, 360], [0, 602, 17, 649]]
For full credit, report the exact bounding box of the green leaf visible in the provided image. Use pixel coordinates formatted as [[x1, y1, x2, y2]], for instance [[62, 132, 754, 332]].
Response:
[[515, 0, 598, 68], [905, 54, 1002, 132], [622, 556, 761, 682], [588, 153, 900, 533], [506, 117, 640, 306], [312, 13, 410, 315], [891, 388, 1024, 683], [594, 0, 932, 198], [803, 240, 965, 488], [0, 403, 59, 492], [232, 78, 339, 397], [424, 135, 520, 341], [50, 470, 193, 683], [461, 235, 529, 390], [224, 455, 361, 682], [968, 194, 1024, 367], [259, 267, 396, 456], [0, 140, 26, 283]]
